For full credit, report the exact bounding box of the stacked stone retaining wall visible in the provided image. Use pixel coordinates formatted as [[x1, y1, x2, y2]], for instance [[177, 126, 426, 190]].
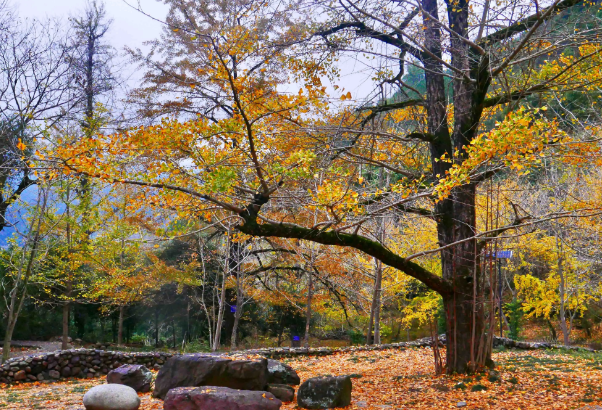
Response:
[[0, 349, 173, 384], [1, 335, 595, 384]]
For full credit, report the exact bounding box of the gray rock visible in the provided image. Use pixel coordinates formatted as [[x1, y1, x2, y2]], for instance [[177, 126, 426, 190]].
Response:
[[457, 402, 467, 408], [267, 359, 300, 385], [107, 365, 153, 393], [164, 386, 282, 410], [83, 384, 141, 410], [297, 376, 352, 409], [49, 370, 60, 379], [14, 370, 26, 381], [267, 384, 295, 402], [153, 354, 269, 399]]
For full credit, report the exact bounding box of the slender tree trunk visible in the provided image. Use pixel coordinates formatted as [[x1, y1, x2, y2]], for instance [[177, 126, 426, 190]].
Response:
[[172, 320, 176, 349], [557, 245, 570, 346], [304, 267, 313, 349], [155, 306, 159, 348], [2, 193, 45, 362], [213, 271, 227, 351], [277, 312, 285, 347], [62, 301, 70, 350], [366, 294, 375, 345], [117, 305, 124, 346], [373, 259, 383, 345], [230, 271, 243, 350], [213, 234, 230, 351]]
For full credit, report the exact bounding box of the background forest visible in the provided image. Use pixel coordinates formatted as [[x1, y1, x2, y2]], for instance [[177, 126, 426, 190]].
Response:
[[3, 0, 602, 373]]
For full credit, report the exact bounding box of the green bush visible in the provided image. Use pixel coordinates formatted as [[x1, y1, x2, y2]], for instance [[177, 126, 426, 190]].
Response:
[[347, 329, 365, 345], [505, 299, 523, 341]]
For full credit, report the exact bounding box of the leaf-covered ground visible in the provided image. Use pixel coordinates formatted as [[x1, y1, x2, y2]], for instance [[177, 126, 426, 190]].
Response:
[[1, 347, 601, 409]]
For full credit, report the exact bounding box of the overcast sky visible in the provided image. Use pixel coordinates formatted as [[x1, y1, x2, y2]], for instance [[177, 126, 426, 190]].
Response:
[[17, 0, 169, 53], [16, 0, 376, 100]]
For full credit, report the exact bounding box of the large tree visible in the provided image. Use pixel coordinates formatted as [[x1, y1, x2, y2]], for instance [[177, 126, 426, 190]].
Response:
[[55, 0, 602, 373]]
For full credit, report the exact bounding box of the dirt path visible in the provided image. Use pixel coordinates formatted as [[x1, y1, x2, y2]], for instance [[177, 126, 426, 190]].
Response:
[[0, 341, 63, 359]]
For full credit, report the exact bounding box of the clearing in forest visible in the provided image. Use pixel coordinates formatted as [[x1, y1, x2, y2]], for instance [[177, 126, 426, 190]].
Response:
[[0, 347, 600, 409]]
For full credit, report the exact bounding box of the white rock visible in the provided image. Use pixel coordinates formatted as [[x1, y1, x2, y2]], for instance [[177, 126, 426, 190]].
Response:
[[83, 384, 140, 410]]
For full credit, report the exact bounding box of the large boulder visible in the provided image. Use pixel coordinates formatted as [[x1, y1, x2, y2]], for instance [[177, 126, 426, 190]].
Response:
[[164, 386, 282, 410], [267, 359, 300, 385], [107, 364, 153, 393], [297, 376, 352, 409], [266, 384, 295, 402], [83, 384, 141, 410], [153, 354, 269, 399]]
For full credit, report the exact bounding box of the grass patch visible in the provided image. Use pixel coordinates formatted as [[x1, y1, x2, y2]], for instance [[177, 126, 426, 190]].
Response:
[[471, 384, 488, 392]]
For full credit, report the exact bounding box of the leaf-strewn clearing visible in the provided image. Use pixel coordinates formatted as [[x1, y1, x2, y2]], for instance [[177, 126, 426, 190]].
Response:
[[1, 348, 601, 409]]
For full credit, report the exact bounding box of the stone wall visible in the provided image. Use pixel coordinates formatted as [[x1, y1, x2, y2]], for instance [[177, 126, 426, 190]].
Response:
[[1, 335, 594, 385], [0, 349, 173, 384]]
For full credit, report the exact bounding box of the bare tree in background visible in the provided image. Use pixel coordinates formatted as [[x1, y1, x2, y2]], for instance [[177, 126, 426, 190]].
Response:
[[0, 1, 80, 234], [56, 0, 117, 350]]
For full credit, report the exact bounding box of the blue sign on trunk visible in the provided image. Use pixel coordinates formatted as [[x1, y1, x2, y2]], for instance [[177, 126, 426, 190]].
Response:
[[485, 250, 513, 259]]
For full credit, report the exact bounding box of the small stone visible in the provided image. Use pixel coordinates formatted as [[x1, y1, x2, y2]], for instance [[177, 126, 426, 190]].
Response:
[[107, 365, 153, 393], [37, 374, 44, 381], [457, 402, 467, 408], [356, 401, 368, 408], [267, 359, 300, 385], [61, 367, 72, 377], [49, 370, 60, 379], [14, 370, 26, 381], [266, 384, 295, 402], [83, 384, 140, 410], [297, 375, 352, 409]]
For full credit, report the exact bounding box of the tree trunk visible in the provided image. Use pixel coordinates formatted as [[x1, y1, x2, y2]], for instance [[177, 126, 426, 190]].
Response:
[[373, 259, 383, 345], [117, 305, 124, 346], [557, 251, 570, 346], [172, 320, 176, 349], [213, 254, 228, 351], [366, 294, 375, 345], [277, 312, 285, 347], [2, 197, 45, 362], [546, 319, 557, 341], [230, 283, 243, 350], [304, 268, 313, 349], [155, 306, 159, 348], [440, 184, 491, 373], [230, 243, 243, 350], [62, 301, 70, 350]]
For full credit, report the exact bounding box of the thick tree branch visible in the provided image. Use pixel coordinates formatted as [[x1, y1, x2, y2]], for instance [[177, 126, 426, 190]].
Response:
[[0, 172, 34, 232], [237, 216, 453, 296], [480, 0, 583, 46], [315, 22, 424, 61], [360, 99, 424, 124]]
